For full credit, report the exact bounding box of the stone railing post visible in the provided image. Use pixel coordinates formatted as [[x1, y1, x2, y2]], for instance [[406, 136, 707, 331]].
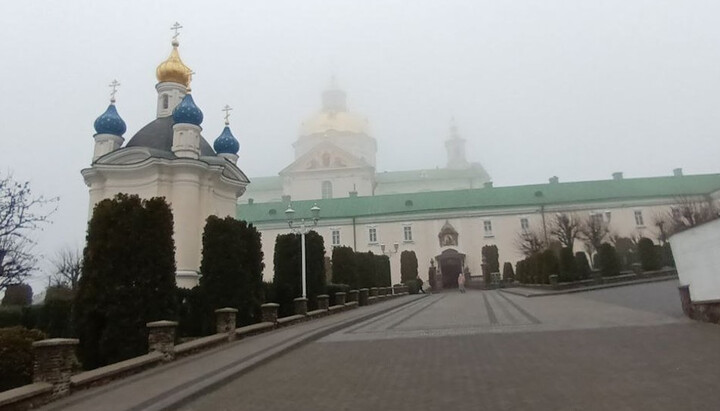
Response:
[[147, 320, 178, 361], [335, 292, 346, 306], [294, 297, 308, 316], [347, 290, 359, 303], [215, 308, 238, 340], [261, 303, 279, 323], [370, 287, 379, 297], [358, 288, 369, 306], [317, 294, 329, 310], [32, 338, 79, 400]]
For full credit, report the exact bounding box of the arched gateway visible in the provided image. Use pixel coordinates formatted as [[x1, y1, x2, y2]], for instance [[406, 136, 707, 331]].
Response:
[[432, 220, 467, 290]]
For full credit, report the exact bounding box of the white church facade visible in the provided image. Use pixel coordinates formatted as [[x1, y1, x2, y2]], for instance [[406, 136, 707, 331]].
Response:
[[82, 32, 248, 288]]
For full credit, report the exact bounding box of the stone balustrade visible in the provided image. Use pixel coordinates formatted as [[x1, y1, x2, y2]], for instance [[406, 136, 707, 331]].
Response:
[[317, 294, 330, 310], [261, 303, 280, 323], [358, 288, 369, 306], [335, 292, 346, 306], [147, 320, 178, 361], [215, 308, 238, 339], [294, 298, 308, 316]]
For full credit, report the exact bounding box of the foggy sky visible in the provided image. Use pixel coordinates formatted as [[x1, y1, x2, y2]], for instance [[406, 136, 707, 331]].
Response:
[[2, 0, 720, 290]]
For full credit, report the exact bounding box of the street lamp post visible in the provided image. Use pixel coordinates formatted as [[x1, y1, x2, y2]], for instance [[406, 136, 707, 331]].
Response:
[[284, 203, 320, 299]]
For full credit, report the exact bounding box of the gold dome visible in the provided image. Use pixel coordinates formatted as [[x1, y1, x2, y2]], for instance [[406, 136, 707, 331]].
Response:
[[300, 111, 370, 136], [156, 40, 192, 86]]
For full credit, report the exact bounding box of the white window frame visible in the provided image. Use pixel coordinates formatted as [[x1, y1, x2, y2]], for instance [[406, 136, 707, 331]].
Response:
[[403, 224, 413, 242], [331, 229, 341, 246], [520, 217, 529, 231], [368, 226, 378, 244], [483, 220, 493, 237], [634, 210, 645, 227]]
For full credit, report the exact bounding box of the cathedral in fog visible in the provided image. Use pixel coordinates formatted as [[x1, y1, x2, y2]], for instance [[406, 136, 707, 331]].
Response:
[[243, 79, 491, 204]]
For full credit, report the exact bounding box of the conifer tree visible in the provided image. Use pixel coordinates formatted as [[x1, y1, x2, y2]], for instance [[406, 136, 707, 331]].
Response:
[[400, 250, 418, 283], [331, 246, 357, 288], [74, 194, 176, 369]]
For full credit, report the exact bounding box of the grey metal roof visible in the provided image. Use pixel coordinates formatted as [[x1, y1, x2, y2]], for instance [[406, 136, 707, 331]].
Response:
[[126, 116, 216, 157]]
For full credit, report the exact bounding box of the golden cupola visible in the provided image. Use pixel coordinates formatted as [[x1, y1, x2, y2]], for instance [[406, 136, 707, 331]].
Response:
[[156, 39, 192, 86]]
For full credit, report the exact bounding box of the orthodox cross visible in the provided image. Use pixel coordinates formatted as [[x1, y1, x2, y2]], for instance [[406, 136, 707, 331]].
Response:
[[171, 22, 183, 39], [222, 105, 233, 124], [109, 79, 120, 101]]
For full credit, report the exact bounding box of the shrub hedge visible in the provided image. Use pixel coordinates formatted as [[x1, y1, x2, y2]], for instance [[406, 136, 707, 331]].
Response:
[[0, 326, 46, 391]]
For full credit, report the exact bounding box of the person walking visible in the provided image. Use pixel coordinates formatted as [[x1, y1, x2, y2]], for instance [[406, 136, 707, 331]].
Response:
[[458, 272, 466, 293], [416, 275, 425, 294]]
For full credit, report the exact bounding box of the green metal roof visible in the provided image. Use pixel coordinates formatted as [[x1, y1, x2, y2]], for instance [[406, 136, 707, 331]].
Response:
[[237, 173, 720, 223]]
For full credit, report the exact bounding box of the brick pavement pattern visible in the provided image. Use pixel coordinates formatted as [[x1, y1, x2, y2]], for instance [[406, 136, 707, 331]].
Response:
[[181, 281, 720, 411]]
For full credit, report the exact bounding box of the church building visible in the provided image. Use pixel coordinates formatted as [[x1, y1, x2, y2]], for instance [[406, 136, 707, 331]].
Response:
[[82, 31, 249, 288]]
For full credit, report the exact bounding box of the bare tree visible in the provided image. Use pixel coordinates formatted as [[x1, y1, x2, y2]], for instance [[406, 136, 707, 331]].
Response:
[[654, 196, 719, 239], [549, 212, 581, 250], [0, 172, 57, 290], [50, 247, 83, 290], [579, 214, 609, 263], [514, 228, 546, 257]]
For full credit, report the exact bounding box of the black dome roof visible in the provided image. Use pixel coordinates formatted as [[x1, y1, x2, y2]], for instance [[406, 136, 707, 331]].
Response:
[[126, 116, 216, 157]]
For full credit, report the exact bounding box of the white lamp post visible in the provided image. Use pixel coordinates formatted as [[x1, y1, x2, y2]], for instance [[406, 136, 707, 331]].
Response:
[[285, 203, 320, 299]]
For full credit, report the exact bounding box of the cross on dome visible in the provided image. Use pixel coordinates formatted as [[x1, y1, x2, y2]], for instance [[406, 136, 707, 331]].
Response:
[[109, 79, 120, 102], [222, 105, 233, 125], [171, 22, 183, 39]]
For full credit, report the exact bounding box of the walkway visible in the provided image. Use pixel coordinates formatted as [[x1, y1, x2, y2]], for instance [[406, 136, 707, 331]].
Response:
[[38, 295, 424, 411], [181, 280, 720, 411]]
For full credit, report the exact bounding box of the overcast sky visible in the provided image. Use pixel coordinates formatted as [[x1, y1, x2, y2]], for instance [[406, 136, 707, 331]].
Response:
[[2, 0, 720, 290]]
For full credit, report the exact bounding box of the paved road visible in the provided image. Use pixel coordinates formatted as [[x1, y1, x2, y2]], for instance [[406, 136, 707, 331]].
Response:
[[181, 280, 720, 411]]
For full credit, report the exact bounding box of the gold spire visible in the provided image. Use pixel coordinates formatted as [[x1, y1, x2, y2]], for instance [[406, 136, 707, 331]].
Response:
[[156, 38, 192, 86]]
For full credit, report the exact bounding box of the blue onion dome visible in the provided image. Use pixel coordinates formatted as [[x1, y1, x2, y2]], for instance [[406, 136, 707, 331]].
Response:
[[93, 101, 127, 136], [213, 124, 240, 154], [172, 93, 204, 126]]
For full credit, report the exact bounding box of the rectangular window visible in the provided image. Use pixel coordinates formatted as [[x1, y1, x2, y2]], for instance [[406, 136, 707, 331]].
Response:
[[483, 220, 493, 237], [591, 213, 604, 225], [403, 226, 413, 242], [368, 227, 377, 243], [331, 229, 340, 246], [634, 210, 644, 227], [520, 218, 529, 231]]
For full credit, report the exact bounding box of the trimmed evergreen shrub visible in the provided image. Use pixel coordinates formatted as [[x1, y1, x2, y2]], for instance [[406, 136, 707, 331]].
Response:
[[558, 247, 577, 282], [481, 245, 500, 273], [502, 262, 515, 282], [374, 255, 392, 286], [1, 284, 33, 306], [74, 194, 177, 370], [575, 252, 591, 279], [0, 327, 46, 391], [541, 249, 559, 284], [597, 243, 621, 277], [356, 251, 377, 289], [400, 250, 418, 283], [261, 281, 276, 304], [0, 306, 23, 328], [331, 246, 357, 289], [515, 260, 526, 283], [199, 216, 265, 327], [638, 237, 660, 271], [176, 286, 208, 338], [406, 278, 421, 294], [273, 231, 326, 317], [37, 287, 74, 338]]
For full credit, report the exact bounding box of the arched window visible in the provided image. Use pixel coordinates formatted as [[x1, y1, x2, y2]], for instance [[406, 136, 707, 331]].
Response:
[[321, 181, 333, 199], [162, 94, 169, 109]]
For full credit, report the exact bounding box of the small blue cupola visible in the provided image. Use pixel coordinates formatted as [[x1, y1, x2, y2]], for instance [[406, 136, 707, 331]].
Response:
[[93, 101, 127, 136], [213, 124, 240, 155], [172, 93, 204, 126]]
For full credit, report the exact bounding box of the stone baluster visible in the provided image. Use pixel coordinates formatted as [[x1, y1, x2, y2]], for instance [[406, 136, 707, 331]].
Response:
[[32, 338, 79, 400]]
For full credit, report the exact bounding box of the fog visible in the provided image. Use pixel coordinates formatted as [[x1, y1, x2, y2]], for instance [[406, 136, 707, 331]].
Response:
[[2, 0, 719, 291]]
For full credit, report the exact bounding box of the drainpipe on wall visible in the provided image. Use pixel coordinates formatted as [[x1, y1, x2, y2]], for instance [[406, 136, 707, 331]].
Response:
[[352, 216, 357, 251]]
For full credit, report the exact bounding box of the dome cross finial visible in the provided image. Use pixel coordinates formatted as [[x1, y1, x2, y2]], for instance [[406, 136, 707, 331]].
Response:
[[222, 104, 233, 125], [171, 22, 183, 40], [108, 79, 120, 103]]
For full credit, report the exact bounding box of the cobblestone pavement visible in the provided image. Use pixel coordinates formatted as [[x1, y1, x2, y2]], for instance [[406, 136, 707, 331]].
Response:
[[181, 280, 720, 411]]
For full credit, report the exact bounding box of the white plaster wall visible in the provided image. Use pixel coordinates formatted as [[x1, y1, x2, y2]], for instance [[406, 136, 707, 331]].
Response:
[[670, 218, 720, 303], [284, 171, 374, 201], [252, 201, 678, 286]]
